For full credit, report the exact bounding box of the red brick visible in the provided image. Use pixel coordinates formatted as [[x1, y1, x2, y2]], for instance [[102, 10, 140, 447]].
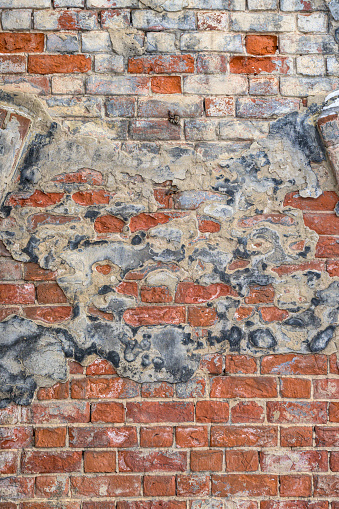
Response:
[[245, 284, 274, 304], [21, 503, 80, 509], [188, 306, 217, 326], [210, 376, 277, 398], [36, 282, 67, 304], [260, 306, 289, 322], [69, 426, 137, 448], [0, 284, 35, 304], [329, 402, 339, 422], [234, 306, 255, 321], [0, 451, 18, 474], [196, 401, 229, 423], [53, 168, 103, 185], [68, 360, 83, 374], [21, 451, 81, 473], [87, 305, 114, 321], [84, 451, 116, 473], [35, 427, 66, 448], [141, 286, 172, 303], [261, 354, 327, 374], [129, 212, 171, 232], [8, 190, 64, 207], [0, 33, 44, 53], [91, 402, 125, 423], [28, 55, 91, 74], [246, 35, 278, 55], [140, 426, 173, 447], [226, 450, 259, 472], [71, 377, 139, 399], [0, 307, 20, 322], [117, 503, 185, 509], [314, 475, 339, 496], [24, 305, 72, 323], [127, 401, 194, 423], [86, 358, 116, 375], [238, 213, 295, 228], [280, 475, 312, 497], [273, 260, 326, 276], [198, 217, 221, 232], [141, 382, 174, 398], [212, 474, 277, 496], [35, 475, 69, 498], [327, 260, 339, 277], [154, 187, 173, 208], [24, 262, 57, 281], [119, 450, 187, 472], [144, 475, 176, 496], [96, 264, 112, 275], [284, 191, 338, 211], [280, 378, 311, 398], [151, 76, 181, 94], [24, 401, 90, 424], [129, 55, 194, 74], [176, 474, 210, 496], [330, 451, 339, 471], [267, 402, 327, 423], [231, 401, 265, 423], [260, 450, 328, 472], [83, 504, 115, 509], [0, 502, 16, 509], [72, 190, 111, 205], [116, 281, 138, 298], [200, 354, 223, 374], [316, 236, 339, 257], [0, 477, 34, 500], [304, 213, 339, 235], [175, 282, 237, 303], [281, 426, 313, 447], [230, 56, 290, 74], [261, 503, 328, 509], [314, 379, 339, 399], [190, 450, 223, 472], [71, 475, 141, 497], [197, 11, 228, 30], [175, 426, 208, 448], [211, 426, 278, 447], [315, 426, 339, 447], [225, 355, 257, 374], [0, 427, 33, 449], [94, 214, 125, 233], [123, 306, 186, 326]]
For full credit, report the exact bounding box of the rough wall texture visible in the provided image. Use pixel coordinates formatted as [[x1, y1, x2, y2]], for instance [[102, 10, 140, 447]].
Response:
[[0, 0, 339, 507]]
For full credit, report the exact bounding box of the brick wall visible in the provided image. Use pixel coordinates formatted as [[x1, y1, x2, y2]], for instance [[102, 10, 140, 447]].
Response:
[[0, 0, 339, 507]]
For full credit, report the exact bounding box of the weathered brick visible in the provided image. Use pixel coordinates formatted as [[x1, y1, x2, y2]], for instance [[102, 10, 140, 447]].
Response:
[[126, 401, 194, 423], [249, 76, 279, 95], [24, 401, 90, 424], [28, 55, 91, 74], [297, 55, 326, 75], [184, 75, 248, 95], [177, 474, 210, 496], [212, 474, 277, 496], [35, 427, 67, 448], [314, 475, 339, 496], [101, 9, 130, 29], [197, 11, 228, 30], [196, 401, 229, 423], [231, 401, 265, 423], [35, 475, 69, 498], [225, 355, 257, 374], [211, 426, 278, 447], [205, 97, 234, 116], [71, 475, 141, 497], [132, 10, 196, 30], [0, 55, 26, 73], [95, 54, 124, 73], [267, 401, 327, 423], [146, 33, 177, 53], [87, 75, 149, 95], [280, 378, 311, 398], [69, 426, 137, 448], [91, 402, 125, 423], [225, 450, 259, 472], [176, 426, 209, 448], [191, 450, 223, 472], [230, 56, 291, 74], [0, 477, 34, 500], [141, 381, 174, 397], [0, 451, 18, 474], [123, 306, 185, 326], [230, 12, 295, 31], [84, 451, 116, 473], [181, 33, 243, 52], [119, 450, 187, 472], [21, 451, 82, 473], [197, 53, 228, 74], [280, 475, 312, 497], [260, 450, 328, 472], [2, 10, 32, 30], [211, 376, 277, 398], [71, 376, 139, 399], [298, 12, 327, 32], [144, 475, 176, 496], [34, 9, 98, 30], [140, 427, 173, 447], [130, 119, 181, 140]]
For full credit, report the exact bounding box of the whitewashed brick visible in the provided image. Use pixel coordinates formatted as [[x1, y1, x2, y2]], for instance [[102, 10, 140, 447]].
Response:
[[0, 0, 50, 6], [47, 33, 80, 53], [327, 56, 339, 75], [52, 76, 85, 95], [94, 54, 124, 73], [237, 97, 301, 118], [132, 10, 195, 30], [88, 0, 138, 6], [45, 96, 103, 117], [180, 32, 243, 52], [296, 55, 325, 75], [280, 0, 326, 10], [249, 76, 279, 95], [248, 0, 278, 9], [101, 9, 130, 29], [54, 0, 84, 6], [297, 12, 328, 32], [185, 119, 219, 141], [87, 75, 149, 95], [34, 10, 99, 30], [63, 119, 129, 140], [280, 76, 339, 96], [188, 0, 245, 9], [184, 75, 248, 95], [0, 57, 26, 74], [280, 34, 336, 53], [82, 32, 111, 53], [230, 12, 295, 31], [219, 119, 269, 140], [146, 33, 177, 53], [2, 10, 32, 30]]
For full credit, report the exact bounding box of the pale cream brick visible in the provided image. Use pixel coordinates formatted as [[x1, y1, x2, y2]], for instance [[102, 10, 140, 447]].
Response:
[[296, 55, 326, 75]]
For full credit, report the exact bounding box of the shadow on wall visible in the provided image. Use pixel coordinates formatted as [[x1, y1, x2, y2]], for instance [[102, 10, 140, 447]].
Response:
[[0, 90, 338, 407]]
